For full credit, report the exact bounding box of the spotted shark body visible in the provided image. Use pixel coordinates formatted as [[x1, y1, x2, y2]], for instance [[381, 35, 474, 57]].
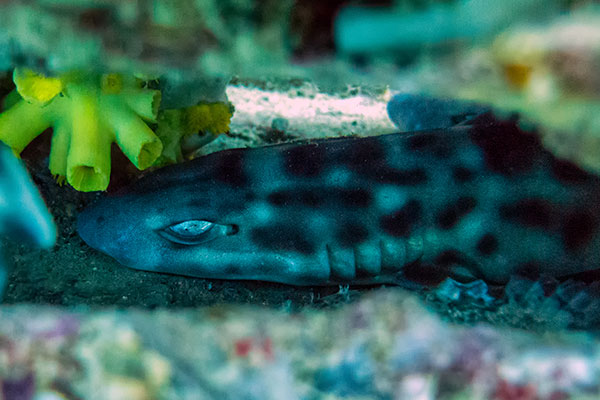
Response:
[[78, 113, 600, 287]]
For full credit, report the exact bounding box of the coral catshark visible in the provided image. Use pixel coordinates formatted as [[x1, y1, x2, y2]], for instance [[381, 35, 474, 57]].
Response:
[[78, 98, 600, 287]]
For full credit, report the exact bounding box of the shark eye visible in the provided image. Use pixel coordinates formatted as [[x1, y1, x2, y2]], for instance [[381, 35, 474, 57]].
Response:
[[170, 220, 214, 236], [159, 220, 236, 245]]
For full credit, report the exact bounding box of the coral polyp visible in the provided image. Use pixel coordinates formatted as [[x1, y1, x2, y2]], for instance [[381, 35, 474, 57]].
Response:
[[0, 69, 162, 192]]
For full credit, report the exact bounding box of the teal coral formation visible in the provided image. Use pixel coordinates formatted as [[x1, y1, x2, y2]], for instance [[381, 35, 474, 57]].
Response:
[[0, 69, 162, 191]]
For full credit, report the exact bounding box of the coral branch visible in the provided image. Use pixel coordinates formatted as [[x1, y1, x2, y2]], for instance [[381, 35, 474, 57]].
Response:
[[103, 97, 163, 170], [121, 89, 161, 123], [0, 99, 52, 153], [48, 118, 70, 180], [66, 89, 112, 191]]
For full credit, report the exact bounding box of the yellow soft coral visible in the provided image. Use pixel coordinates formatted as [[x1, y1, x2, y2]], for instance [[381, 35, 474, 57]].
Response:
[[183, 102, 233, 135], [12, 68, 63, 104], [0, 69, 162, 192], [154, 101, 233, 165]]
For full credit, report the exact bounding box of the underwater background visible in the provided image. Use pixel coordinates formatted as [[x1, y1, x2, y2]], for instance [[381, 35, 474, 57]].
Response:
[[0, 0, 600, 399]]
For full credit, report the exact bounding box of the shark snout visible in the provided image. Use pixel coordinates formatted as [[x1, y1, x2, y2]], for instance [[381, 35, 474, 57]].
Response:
[[78, 199, 166, 272], [77, 207, 100, 249], [78, 210, 131, 264], [77, 203, 122, 257]]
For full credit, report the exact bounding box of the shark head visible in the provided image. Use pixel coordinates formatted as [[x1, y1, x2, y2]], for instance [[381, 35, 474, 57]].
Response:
[[77, 146, 350, 285], [78, 132, 442, 287]]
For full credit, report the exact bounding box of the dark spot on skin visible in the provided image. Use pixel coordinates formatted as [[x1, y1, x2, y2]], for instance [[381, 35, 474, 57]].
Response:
[[267, 191, 293, 206], [407, 133, 452, 158], [476, 233, 498, 256], [364, 166, 427, 185], [402, 261, 449, 286], [96, 216, 106, 224], [269, 188, 371, 208], [436, 196, 477, 230], [563, 268, 600, 284], [284, 143, 325, 177], [267, 190, 323, 207], [433, 142, 453, 159], [381, 167, 427, 185], [215, 151, 246, 186], [434, 250, 463, 267], [470, 114, 542, 175], [408, 133, 438, 150], [499, 198, 554, 230], [551, 158, 591, 184], [452, 166, 475, 183], [340, 137, 427, 185], [299, 190, 324, 207], [337, 222, 369, 246], [380, 199, 422, 237], [251, 226, 315, 255], [344, 139, 385, 169], [339, 188, 372, 208], [562, 211, 596, 251], [516, 262, 541, 280]]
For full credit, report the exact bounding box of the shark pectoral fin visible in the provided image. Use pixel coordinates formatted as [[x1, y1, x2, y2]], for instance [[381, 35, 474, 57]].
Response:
[[448, 265, 480, 283], [436, 249, 489, 283]]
